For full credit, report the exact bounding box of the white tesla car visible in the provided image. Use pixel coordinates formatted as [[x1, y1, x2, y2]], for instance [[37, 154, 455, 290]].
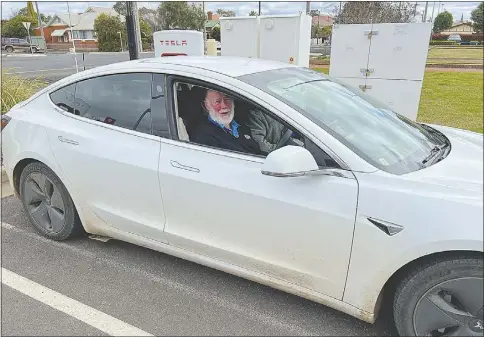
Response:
[[2, 56, 483, 336]]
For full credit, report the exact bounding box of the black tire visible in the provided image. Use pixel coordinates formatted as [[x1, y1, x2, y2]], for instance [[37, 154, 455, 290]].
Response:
[[5, 46, 14, 53], [393, 255, 483, 336], [19, 162, 84, 241], [30, 47, 38, 53]]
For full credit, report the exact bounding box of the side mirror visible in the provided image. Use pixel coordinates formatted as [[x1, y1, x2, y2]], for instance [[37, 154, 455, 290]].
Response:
[[261, 146, 321, 177]]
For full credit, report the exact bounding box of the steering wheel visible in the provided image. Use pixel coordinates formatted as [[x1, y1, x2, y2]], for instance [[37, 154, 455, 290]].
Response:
[[274, 129, 294, 150]]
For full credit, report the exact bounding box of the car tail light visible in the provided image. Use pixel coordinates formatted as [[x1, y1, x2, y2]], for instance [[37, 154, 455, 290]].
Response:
[[1, 115, 11, 131]]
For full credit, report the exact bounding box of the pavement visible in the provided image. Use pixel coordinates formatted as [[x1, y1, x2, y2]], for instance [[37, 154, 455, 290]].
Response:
[[0, 187, 398, 335]]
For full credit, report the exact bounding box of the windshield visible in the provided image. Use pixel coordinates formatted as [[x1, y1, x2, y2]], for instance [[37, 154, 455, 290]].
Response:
[[238, 67, 448, 175]]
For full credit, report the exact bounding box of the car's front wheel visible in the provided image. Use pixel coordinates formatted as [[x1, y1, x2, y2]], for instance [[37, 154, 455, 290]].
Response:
[[5, 46, 14, 53], [393, 255, 483, 336], [19, 162, 84, 240]]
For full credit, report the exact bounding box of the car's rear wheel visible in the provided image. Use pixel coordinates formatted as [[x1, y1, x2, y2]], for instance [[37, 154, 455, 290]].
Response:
[[30, 46, 38, 53], [19, 162, 84, 240], [5, 46, 14, 53], [393, 255, 483, 336]]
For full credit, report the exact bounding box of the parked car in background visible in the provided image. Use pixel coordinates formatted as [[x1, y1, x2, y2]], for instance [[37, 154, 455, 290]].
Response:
[[448, 34, 462, 43], [1, 37, 41, 53]]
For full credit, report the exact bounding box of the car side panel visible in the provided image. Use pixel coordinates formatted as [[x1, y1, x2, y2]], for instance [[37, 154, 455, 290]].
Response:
[[343, 170, 483, 315]]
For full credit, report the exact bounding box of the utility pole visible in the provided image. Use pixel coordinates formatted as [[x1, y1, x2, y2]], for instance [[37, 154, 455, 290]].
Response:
[[34, 2, 46, 49], [306, 1, 310, 14], [258, 2, 261, 15], [132, 1, 142, 53], [126, 1, 139, 60], [423, 1, 429, 22]]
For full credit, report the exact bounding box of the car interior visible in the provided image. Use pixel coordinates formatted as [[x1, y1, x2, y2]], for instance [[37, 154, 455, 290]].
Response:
[[174, 82, 258, 142]]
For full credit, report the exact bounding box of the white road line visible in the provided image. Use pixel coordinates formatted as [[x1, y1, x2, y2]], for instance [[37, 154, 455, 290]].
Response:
[[1, 268, 154, 336], [4, 67, 77, 74], [1, 221, 313, 335]]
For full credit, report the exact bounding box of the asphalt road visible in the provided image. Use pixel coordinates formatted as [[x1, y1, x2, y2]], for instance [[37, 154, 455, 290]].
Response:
[[1, 52, 156, 83], [0, 195, 398, 336]]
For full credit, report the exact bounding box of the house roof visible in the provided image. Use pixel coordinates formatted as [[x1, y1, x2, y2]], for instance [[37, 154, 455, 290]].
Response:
[[47, 7, 125, 31], [47, 13, 82, 27], [311, 15, 333, 26], [205, 20, 220, 29]]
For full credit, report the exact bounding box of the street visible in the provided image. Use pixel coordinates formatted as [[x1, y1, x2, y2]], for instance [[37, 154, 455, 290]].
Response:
[[1, 194, 397, 336], [1, 52, 156, 82]]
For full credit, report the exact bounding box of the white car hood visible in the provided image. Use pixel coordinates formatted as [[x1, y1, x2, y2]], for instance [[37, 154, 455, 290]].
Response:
[[405, 124, 483, 193]]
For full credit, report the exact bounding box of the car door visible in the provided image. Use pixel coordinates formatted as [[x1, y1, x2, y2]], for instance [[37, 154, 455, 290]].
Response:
[[45, 72, 168, 243], [156, 75, 358, 300]]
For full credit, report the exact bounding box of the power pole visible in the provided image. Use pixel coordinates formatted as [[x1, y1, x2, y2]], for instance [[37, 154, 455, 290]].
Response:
[[423, 1, 429, 22], [34, 2, 46, 49], [258, 2, 261, 15], [132, 1, 142, 53], [306, 1, 310, 14], [126, 1, 139, 60]]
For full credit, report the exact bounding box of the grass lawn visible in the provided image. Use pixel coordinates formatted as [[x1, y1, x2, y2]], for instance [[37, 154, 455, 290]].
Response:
[[314, 68, 483, 133], [427, 47, 483, 60]]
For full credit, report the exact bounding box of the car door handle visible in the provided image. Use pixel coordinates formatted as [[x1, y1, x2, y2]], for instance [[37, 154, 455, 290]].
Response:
[[170, 160, 200, 173], [58, 136, 79, 145]]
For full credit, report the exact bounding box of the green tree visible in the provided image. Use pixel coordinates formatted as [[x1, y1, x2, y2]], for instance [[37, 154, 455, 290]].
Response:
[[433, 11, 453, 33], [26, 2, 36, 22], [1, 14, 36, 37], [113, 1, 127, 16], [93, 13, 126, 52], [211, 26, 220, 41], [336, 1, 417, 24], [320, 25, 332, 39], [216, 9, 236, 17], [157, 2, 205, 30], [471, 2, 483, 33], [249, 10, 257, 16], [139, 18, 152, 50]]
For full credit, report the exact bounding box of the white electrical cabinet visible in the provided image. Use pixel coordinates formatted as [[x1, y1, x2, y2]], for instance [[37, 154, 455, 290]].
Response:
[[220, 17, 259, 58], [220, 14, 311, 67], [258, 14, 312, 67], [329, 22, 432, 120]]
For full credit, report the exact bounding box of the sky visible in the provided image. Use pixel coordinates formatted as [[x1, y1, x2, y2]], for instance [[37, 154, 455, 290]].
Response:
[[1, 1, 481, 22]]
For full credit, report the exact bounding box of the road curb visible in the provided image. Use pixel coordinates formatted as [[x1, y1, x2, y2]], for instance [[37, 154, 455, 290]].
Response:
[[1, 166, 8, 183], [2, 53, 47, 58]]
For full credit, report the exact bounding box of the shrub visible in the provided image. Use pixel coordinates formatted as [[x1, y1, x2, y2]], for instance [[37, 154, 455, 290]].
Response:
[[431, 33, 448, 41], [461, 33, 484, 42], [1, 69, 46, 114], [429, 40, 457, 45]]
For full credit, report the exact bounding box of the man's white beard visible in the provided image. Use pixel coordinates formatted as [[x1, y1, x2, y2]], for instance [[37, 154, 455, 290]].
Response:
[[208, 105, 235, 127]]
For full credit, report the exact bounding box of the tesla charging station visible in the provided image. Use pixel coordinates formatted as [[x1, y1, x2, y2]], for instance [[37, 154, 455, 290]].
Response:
[[153, 30, 204, 57], [220, 14, 312, 67], [329, 23, 432, 121]]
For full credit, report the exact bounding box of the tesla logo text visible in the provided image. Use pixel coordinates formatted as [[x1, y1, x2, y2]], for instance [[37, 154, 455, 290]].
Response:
[[160, 40, 187, 46], [475, 321, 484, 330]]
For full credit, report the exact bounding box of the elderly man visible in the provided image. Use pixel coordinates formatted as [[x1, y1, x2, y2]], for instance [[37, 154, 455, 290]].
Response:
[[192, 89, 263, 155]]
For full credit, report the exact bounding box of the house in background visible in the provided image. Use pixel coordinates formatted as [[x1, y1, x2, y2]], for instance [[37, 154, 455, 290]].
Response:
[[33, 6, 124, 51], [205, 11, 220, 40], [440, 21, 474, 36], [311, 15, 333, 27]]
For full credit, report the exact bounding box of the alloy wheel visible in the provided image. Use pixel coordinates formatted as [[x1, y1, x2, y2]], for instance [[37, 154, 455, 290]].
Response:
[[413, 277, 484, 336], [23, 172, 66, 234]]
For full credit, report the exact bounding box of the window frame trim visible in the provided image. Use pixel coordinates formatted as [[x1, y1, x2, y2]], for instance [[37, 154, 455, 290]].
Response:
[[165, 74, 346, 169], [47, 71, 159, 142]]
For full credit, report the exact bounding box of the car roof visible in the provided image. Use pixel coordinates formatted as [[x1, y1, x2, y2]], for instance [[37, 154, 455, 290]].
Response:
[[77, 55, 296, 78]]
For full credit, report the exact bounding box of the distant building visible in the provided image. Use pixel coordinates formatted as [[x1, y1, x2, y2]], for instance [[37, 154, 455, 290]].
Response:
[[33, 6, 124, 51], [205, 11, 220, 40], [311, 15, 333, 27], [440, 21, 474, 36]]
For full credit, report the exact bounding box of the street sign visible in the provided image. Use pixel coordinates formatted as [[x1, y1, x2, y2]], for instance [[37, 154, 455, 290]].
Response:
[[22, 22, 31, 30]]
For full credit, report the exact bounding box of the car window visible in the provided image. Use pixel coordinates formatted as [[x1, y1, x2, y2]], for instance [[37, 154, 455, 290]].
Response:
[[73, 73, 153, 135], [50, 83, 76, 113], [238, 67, 447, 175], [171, 80, 339, 168]]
